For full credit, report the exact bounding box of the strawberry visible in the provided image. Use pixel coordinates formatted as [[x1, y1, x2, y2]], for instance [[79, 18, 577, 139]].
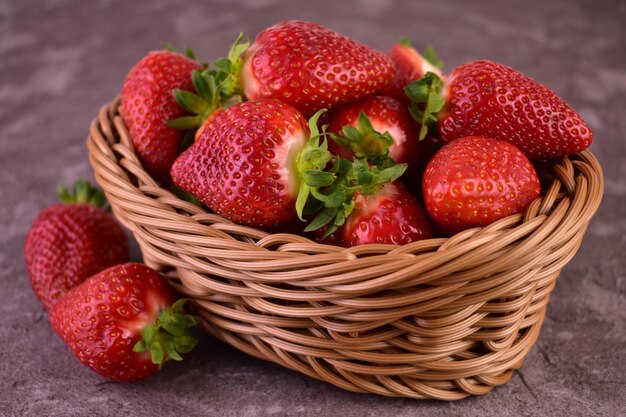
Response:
[[121, 50, 202, 182], [24, 181, 128, 312], [170, 99, 333, 228], [422, 136, 541, 235], [326, 96, 422, 167], [50, 263, 199, 382], [215, 21, 395, 117], [302, 157, 434, 246], [381, 40, 446, 103], [316, 181, 435, 247], [407, 60, 593, 159]]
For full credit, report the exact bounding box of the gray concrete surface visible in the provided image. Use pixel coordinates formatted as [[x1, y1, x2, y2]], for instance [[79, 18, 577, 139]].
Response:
[[1, 0, 625, 416]]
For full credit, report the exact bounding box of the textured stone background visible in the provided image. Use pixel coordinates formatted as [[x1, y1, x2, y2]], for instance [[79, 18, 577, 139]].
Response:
[[1, 0, 625, 416]]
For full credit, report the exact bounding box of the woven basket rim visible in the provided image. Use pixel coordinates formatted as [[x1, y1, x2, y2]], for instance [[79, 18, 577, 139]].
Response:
[[86, 97, 604, 400], [89, 97, 604, 256]]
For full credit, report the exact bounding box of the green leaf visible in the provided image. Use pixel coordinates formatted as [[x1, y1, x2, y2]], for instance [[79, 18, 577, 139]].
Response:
[[334, 209, 346, 227], [399, 38, 412, 48], [324, 189, 346, 208], [295, 183, 310, 221], [192, 70, 212, 102], [176, 335, 198, 354], [164, 342, 183, 361], [173, 90, 210, 115], [405, 72, 444, 140], [167, 115, 203, 130], [133, 339, 148, 352], [213, 33, 250, 98], [141, 324, 158, 345], [376, 163, 408, 184], [151, 342, 165, 366], [213, 58, 231, 72], [308, 109, 326, 139], [304, 206, 337, 232], [184, 47, 196, 60], [423, 45, 444, 69], [322, 222, 339, 239], [57, 180, 108, 209], [303, 170, 335, 187], [343, 200, 355, 218]]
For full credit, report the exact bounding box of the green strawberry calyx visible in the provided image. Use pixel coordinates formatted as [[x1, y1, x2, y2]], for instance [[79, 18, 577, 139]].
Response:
[[57, 180, 108, 209], [295, 111, 408, 238], [133, 298, 200, 368], [329, 111, 395, 168], [423, 45, 444, 70], [212, 32, 250, 98], [168, 35, 250, 141], [295, 109, 335, 221], [398, 39, 444, 70], [303, 159, 407, 238], [405, 71, 445, 140]]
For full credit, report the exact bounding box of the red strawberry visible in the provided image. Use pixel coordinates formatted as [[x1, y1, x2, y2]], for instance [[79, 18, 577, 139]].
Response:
[[24, 181, 128, 312], [407, 60, 593, 159], [216, 21, 395, 117], [302, 156, 434, 246], [121, 50, 202, 182], [316, 181, 435, 247], [422, 136, 541, 235], [326, 96, 423, 167], [171, 98, 332, 228], [381, 40, 446, 102], [50, 263, 199, 382]]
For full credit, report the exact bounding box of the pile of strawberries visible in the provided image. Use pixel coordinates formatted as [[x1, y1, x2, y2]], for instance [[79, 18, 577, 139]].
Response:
[[121, 20, 592, 246], [25, 20, 593, 383], [25, 182, 198, 381]]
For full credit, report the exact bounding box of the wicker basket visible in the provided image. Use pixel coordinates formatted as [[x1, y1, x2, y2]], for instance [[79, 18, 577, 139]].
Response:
[[87, 98, 603, 400]]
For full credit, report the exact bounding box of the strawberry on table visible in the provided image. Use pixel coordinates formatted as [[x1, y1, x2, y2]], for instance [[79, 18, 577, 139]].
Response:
[[170, 98, 332, 228], [215, 20, 395, 117], [422, 136, 541, 235], [50, 263, 199, 382], [24, 181, 128, 312], [407, 60, 593, 159], [121, 49, 203, 182], [326, 96, 423, 167], [381, 39, 446, 103]]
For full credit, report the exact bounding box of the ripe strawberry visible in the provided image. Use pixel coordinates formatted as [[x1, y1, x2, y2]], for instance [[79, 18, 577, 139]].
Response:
[[381, 40, 446, 102], [302, 156, 435, 246], [316, 181, 435, 247], [407, 60, 593, 159], [50, 263, 199, 382], [121, 50, 202, 182], [422, 136, 541, 235], [326, 96, 422, 167], [24, 181, 128, 312], [216, 21, 395, 117], [171, 98, 332, 228]]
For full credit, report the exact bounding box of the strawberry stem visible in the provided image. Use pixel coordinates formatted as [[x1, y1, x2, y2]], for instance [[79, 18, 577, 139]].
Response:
[[169, 35, 250, 135], [295, 109, 335, 221], [213, 33, 250, 98], [330, 111, 395, 167], [405, 72, 445, 140], [133, 298, 200, 368], [423, 45, 444, 69], [57, 180, 108, 209]]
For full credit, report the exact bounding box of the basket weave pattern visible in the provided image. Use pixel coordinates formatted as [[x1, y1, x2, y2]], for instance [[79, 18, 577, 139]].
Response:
[[87, 99, 603, 400]]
